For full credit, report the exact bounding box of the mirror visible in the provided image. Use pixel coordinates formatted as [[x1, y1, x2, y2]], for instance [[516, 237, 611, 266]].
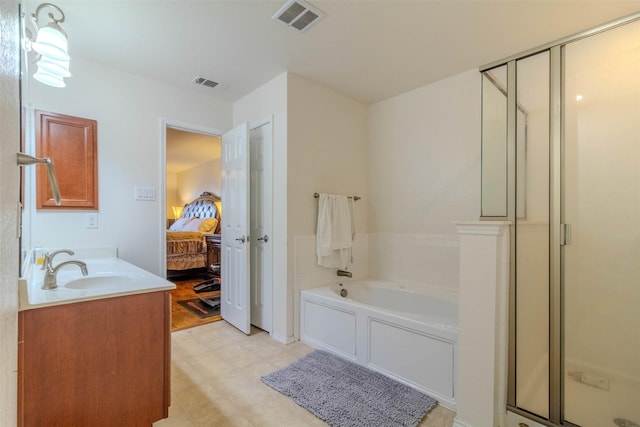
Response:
[[480, 63, 529, 219]]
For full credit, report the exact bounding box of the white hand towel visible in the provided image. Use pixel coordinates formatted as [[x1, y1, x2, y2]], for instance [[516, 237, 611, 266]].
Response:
[[316, 194, 353, 269]]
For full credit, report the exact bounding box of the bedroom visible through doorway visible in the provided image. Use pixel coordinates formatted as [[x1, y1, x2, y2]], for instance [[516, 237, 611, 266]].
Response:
[[164, 124, 222, 330], [165, 127, 222, 234]]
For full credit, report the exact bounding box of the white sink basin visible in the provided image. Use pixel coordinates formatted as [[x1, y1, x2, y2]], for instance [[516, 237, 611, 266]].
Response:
[[64, 275, 137, 290], [21, 256, 175, 309]]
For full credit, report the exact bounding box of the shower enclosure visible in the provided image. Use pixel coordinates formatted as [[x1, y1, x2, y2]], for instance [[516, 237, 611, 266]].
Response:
[[481, 14, 640, 427]]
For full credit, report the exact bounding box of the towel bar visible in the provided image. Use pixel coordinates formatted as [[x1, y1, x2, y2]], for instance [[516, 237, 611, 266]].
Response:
[[314, 192, 361, 201]]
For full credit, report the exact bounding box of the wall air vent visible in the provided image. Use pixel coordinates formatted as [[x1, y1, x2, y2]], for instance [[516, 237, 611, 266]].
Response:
[[193, 75, 219, 89], [272, 0, 324, 32]]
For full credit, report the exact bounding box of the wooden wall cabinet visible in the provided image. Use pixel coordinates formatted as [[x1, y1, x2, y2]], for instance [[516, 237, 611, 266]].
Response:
[[18, 291, 171, 427], [35, 110, 98, 210]]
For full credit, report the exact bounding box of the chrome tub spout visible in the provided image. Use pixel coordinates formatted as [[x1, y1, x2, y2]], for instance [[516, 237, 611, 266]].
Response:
[[337, 269, 352, 278]]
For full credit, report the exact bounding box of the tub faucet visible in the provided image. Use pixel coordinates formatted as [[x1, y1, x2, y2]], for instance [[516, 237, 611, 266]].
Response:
[[42, 260, 88, 290], [337, 269, 352, 278]]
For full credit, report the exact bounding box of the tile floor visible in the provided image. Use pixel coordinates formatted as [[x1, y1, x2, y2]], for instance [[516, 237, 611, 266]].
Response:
[[154, 321, 456, 427]]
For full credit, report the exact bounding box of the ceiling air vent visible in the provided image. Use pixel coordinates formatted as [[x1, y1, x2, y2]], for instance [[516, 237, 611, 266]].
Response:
[[272, 0, 324, 32], [193, 76, 219, 89]]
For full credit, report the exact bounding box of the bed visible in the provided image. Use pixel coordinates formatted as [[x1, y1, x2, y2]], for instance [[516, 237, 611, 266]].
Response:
[[166, 191, 221, 276]]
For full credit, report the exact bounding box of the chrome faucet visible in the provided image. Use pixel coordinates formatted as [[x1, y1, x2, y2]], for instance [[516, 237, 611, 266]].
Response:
[[42, 260, 88, 290], [337, 269, 352, 278], [41, 249, 74, 270]]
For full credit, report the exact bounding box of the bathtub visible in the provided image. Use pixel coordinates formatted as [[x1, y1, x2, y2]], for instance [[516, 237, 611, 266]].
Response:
[[300, 280, 458, 409]]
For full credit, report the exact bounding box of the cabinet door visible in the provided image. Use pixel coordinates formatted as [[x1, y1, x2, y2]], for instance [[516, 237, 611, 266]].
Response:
[[19, 292, 170, 426], [35, 110, 98, 209]]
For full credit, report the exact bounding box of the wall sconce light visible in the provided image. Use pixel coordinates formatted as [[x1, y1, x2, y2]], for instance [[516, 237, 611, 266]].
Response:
[[24, 3, 71, 88], [172, 206, 184, 219]]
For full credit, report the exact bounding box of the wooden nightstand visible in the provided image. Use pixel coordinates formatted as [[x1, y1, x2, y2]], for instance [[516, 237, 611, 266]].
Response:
[[205, 234, 221, 277]]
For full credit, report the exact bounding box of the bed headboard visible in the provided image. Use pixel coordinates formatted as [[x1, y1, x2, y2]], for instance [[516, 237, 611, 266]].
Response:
[[181, 191, 221, 232]]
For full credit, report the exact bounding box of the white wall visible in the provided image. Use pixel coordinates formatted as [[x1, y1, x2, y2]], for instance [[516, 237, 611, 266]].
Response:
[[233, 72, 288, 342], [24, 57, 232, 274], [177, 159, 222, 205], [287, 73, 369, 339], [166, 172, 179, 219], [234, 72, 369, 342], [367, 69, 481, 294]]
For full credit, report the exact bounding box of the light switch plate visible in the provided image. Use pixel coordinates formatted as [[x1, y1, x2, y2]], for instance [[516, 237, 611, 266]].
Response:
[[134, 186, 156, 201], [86, 213, 98, 229]]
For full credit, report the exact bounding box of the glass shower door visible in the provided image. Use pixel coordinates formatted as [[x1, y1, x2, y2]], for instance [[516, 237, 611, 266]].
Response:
[[563, 19, 640, 427], [514, 51, 550, 420]]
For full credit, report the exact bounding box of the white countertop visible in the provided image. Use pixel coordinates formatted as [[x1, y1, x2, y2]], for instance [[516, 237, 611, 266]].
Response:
[[19, 253, 175, 311]]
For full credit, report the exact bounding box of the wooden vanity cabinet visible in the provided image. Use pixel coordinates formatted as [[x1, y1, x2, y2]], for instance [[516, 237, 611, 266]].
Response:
[[18, 291, 171, 427]]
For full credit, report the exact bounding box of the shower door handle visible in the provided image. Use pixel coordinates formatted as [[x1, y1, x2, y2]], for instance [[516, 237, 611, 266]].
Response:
[[561, 223, 571, 245]]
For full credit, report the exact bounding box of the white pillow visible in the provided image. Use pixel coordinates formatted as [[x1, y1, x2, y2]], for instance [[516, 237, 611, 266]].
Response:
[[182, 217, 218, 233], [169, 217, 194, 231]]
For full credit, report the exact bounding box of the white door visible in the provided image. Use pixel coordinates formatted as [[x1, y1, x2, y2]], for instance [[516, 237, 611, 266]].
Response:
[[221, 122, 250, 334], [250, 122, 273, 332]]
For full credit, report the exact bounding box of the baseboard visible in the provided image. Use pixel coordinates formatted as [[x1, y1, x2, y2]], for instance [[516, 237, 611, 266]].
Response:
[[271, 332, 295, 344], [453, 418, 474, 427]]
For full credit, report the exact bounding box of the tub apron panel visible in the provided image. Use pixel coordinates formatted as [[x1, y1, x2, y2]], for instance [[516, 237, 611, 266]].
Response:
[[300, 282, 458, 410]]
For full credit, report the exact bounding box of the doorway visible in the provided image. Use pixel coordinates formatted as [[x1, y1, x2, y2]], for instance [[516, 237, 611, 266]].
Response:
[[162, 121, 222, 331], [161, 118, 274, 335], [165, 127, 221, 231], [158, 119, 223, 278]]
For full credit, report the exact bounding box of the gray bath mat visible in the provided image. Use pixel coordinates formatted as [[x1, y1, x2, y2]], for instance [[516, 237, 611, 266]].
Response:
[[261, 350, 437, 427]]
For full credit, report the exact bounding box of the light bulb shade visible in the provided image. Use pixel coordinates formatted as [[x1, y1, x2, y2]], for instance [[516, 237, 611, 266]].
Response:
[[33, 67, 65, 87], [172, 206, 184, 219], [36, 56, 70, 77], [32, 23, 69, 61]]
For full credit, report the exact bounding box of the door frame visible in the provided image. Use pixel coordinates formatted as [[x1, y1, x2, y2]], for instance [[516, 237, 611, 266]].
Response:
[[158, 117, 223, 276]]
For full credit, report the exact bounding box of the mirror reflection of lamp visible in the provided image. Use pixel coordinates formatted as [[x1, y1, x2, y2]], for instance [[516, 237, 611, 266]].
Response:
[[172, 206, 183, 220], [23, 3, 71, 88]]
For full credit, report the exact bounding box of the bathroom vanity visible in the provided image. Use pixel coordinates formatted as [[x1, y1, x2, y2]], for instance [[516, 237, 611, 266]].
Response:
[[17, 253, 175, 427]]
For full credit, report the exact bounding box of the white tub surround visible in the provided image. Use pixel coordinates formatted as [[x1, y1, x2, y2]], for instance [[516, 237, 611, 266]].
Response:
[[368, 232, 460, 292], [453, 221, 510, 427], [293, 234, 369, 340], [300, 281, 458, 409]]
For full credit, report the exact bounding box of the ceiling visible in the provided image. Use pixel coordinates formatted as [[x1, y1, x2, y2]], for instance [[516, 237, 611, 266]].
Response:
[[42, 0, 640, 105]]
